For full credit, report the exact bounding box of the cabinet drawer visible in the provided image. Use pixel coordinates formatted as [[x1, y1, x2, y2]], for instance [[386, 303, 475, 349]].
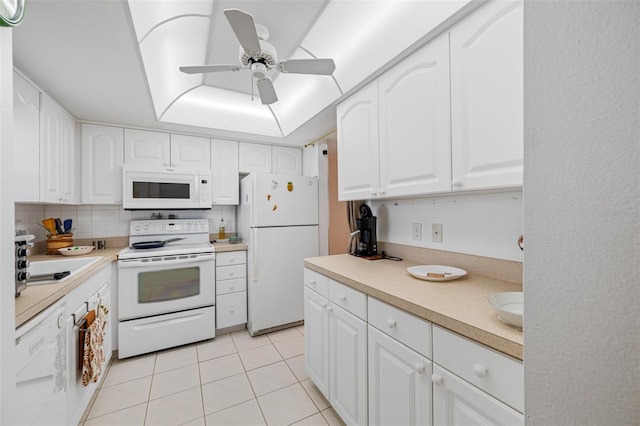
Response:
[[216, 264, 246, 281], [329, 279, 367, 321], [217, 291, 247, 329], [432, 325, 523, 413], [368, 297, 431, 358], [304, 268, 329, 298], [216, 251, 246, 266], [216, 277, 246, 295]]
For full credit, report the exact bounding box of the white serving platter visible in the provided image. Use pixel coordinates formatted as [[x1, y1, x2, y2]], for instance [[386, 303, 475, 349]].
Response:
[[406, 265, 467, 282], [58, 246, 95, 256], [488, 291, 523, 329]]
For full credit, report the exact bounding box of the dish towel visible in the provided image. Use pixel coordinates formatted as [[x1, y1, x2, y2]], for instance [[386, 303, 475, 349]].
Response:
[[81, 304, 108, 386]]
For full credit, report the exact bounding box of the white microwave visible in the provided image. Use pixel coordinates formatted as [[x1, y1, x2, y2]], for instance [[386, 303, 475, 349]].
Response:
[[123, 166, 211, 210]]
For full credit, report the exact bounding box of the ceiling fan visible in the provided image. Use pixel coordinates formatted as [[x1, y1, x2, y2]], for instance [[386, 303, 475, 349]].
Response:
[[179, 8, 336, 105]]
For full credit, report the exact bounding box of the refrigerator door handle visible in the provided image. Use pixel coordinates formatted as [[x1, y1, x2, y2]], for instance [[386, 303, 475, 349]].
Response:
[[251, 228, 258, 282]]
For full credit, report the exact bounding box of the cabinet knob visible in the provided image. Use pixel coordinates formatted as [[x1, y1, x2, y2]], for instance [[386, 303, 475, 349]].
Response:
[[229, 285, 235, 290], [230, 307, 235, 313], [371, 191, 378, 197], [339, 294, 346, 301], [473, 364, 488, 378], [379, 190, 386, 196], [57, 314, 65, 329], [414, 363, 426, 374], [387, 319, 396, 328], [431, 374, 444, 385], [321, 303, 328, 309], [229, 271, 235, 276], [309, 279, 316, 286], [327, 307, 333, 312], [452, 180, 463, 189]]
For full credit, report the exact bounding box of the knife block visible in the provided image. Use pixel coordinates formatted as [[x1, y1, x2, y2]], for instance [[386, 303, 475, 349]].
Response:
[[46, 234, 73, 254]]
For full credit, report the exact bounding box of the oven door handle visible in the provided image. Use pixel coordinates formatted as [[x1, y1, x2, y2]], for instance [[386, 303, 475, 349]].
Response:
[[118, 254, 215, 269]]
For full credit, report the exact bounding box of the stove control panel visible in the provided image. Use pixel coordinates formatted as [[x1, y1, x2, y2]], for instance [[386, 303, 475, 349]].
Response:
[[130, 219, 210, 236]]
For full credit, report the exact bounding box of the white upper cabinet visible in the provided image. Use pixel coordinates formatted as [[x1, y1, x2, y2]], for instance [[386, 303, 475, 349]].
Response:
[[450, 0, 523, 191], [337, 81, 380, 201], [238, 142, 272, 174], [81, 124, 124, 204], [13, 71, 40, 202], [378, 33, 452, 197], [123, 129, 210, 169], [170, 133, 211, 169], [210, 138, 239, 205], [40, 93, 79, 204], [123, 128, 170, 167], [272, 146, 302, 175]]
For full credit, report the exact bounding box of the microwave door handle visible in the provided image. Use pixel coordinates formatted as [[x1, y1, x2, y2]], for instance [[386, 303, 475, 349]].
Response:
[[118, 255, 214, 269]]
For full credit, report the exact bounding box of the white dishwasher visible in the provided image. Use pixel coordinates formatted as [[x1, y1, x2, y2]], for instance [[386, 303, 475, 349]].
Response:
[[13, 299, 68, 426]]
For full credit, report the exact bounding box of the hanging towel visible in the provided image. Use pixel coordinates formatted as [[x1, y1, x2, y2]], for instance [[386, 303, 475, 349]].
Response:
[[81, 305, 108, 386]]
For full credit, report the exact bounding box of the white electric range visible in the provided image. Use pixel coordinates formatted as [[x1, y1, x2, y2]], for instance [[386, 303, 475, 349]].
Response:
[[117, 219, 216, 358]]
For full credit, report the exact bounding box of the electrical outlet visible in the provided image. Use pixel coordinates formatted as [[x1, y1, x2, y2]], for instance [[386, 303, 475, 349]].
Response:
[[412, 223, 422, 240], [432, 223, 443, 243]]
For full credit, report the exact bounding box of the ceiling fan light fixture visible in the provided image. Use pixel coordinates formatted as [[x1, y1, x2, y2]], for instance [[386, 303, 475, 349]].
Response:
[[250, 62, 268, 79]]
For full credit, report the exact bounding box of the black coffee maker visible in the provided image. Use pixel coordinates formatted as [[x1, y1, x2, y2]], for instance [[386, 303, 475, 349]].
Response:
[[354, 204, 377, 257]]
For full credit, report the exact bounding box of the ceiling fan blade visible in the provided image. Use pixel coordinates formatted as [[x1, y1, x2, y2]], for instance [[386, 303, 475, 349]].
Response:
[[256, 78, 278, 105], [224, 9, 261, 55], [277, 58, 336, 75], [179, 64, 242, 74]]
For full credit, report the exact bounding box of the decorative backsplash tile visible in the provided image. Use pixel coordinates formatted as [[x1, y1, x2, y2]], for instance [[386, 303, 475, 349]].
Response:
[[16, 204, 236, 242]]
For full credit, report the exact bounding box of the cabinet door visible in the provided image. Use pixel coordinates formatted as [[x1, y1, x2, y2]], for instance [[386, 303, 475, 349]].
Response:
[[450, 0, 523, 191], [432, 365, 523, 426], [81, 124, 124, 204], [379, 33, 452, 197], [368, 326, 432, 426], [59, 114, 79, 203], [337, 81, 380, 201], [123, 128, 170, 167], [211, 138, 239, 205], [238, 142, 272, 173], [13, 72, 40, 202], [216, 291, 247, 329], [304, 288, 330, 399], [272, 146, 302, 175], [39, 94, 69, 203], [170, 134, 211, 169], [330, 304, 367, 426]]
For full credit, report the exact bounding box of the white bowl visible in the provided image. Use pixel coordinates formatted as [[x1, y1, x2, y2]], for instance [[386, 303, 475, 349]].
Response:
[[58, 246, 95, 256], [488, 291, 523, 329]]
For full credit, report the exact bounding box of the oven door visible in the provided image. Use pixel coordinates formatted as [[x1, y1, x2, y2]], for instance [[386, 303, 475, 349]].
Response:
[[118, 252, 215, 320]]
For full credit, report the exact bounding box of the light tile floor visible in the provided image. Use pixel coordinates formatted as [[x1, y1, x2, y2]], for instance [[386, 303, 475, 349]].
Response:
[[83, 326, 345, 426]]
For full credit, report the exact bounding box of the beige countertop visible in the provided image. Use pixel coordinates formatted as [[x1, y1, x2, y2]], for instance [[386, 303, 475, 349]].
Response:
[[304, 254, 523, 360], [16, 243, 248, 328]]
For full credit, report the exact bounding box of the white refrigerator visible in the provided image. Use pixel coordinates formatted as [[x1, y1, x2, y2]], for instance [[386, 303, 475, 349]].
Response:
[[238, 173, 319, 336]]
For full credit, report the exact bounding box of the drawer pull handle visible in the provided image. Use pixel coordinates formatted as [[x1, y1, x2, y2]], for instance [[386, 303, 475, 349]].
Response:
[[327, 307, 333, 312], [229, 257, 235, 262], [414, 363, 426, 374], [229, 271, 235, 276], [473, 364, 488, 378], [230, 307, 235, 313], [339, 294, 346, 301], [230, 285, 235, 290], [431, 374, 443, 385], [310, 279, 316, 285], [321, 303, 328, 309], [387, 319, 397, 328]]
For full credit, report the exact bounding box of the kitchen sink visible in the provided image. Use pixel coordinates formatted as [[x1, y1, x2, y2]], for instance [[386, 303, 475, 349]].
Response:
[[28, 256, 102, 285]]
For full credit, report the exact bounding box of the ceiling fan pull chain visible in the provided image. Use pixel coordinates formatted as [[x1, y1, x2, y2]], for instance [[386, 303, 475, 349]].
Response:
[[250, 72, 254, 101]]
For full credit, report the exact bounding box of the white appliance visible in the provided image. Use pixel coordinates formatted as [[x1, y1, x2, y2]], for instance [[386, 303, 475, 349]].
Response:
[[13, 299, 68, 426], [238, 173, 319, 335], [122, 166, 211, 210], [117, 219, 215, 358]]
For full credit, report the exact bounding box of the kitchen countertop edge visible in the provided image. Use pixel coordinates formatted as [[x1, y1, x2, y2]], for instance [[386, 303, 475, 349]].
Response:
[[304, 254, 523, 361]]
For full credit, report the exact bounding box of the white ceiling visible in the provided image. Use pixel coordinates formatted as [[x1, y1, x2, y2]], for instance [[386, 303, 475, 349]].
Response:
[[13, 0, 472, 146]]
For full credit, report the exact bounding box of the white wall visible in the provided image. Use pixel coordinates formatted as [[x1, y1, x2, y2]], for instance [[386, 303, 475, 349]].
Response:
[[524, 1, 639, 424], [0, 27, 15, 424], [370, 190, 523, 261]]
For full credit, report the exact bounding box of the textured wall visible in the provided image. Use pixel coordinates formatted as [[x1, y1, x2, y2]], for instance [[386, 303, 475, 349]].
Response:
[[524, 1, 639, 424]]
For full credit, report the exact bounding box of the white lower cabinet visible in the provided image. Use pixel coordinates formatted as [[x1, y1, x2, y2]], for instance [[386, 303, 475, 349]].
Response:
[[215, 251, 247, 330], [432, 365, 522, 426], [304, 271, 368, 426], [368, 326, 432, 426], [304, 269, 525, 426]]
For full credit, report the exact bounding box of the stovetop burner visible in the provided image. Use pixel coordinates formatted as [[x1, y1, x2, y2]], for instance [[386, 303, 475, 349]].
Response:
[[118, 219, 214, 259]]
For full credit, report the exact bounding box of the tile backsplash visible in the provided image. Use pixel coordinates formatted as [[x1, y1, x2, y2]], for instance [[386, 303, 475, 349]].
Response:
[[15, 204, 236, 242]]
